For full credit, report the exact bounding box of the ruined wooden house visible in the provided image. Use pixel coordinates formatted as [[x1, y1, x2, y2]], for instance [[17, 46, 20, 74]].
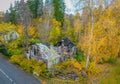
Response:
[[26, 43, 60, 68], [54, 37, 76, 61], [26, 37, 76, 68]]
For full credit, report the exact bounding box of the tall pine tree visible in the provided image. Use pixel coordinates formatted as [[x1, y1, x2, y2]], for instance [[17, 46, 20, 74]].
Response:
[[37, 0, 43, 17], [9, 4, 16, 24], [53, 0, 65, 27], [27, 0, 43, 18]]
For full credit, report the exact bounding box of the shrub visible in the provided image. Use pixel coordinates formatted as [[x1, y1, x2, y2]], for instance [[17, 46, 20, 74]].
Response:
[[8, 49, 23, 55], [87, 62, 100, 76], [53, 59, 83, 76], [107, 56, 117, 64], [33, 61, 47, 75], [76, 51, 84, 62], [10, 55, 47, 75], [0, 45, 11, 57], [10, 55, 25, 65], [29, 38, 40, 44]]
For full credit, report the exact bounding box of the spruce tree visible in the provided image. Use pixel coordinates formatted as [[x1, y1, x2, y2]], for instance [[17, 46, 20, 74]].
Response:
[[27, 0, 43, 18], [9, 4, 16, 24], [53, 0, 65, 27]]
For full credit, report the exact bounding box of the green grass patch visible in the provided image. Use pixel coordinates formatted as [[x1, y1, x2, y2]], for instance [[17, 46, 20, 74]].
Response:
[[75, 51, 84, 62]]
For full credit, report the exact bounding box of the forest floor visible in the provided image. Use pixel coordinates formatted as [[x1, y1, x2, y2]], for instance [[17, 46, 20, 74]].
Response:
[[40, 58, 120, 84]]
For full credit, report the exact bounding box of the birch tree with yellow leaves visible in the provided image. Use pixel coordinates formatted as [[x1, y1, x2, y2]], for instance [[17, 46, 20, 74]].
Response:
[[80, 0, 120, 66]]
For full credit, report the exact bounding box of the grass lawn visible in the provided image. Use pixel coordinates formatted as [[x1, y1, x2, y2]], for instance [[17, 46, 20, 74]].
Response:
[[100, 59, 120, 84]]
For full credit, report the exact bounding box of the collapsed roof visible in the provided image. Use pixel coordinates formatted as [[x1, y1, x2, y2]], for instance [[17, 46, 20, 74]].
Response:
[[62, 37, 75, 48], [34, 43, 60, 61], [55, 37, 75, 48]]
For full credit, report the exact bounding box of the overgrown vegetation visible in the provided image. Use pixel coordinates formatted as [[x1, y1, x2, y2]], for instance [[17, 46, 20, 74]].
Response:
[[10, 55, 47, 76], [100, 59, 120, 84], [0, 0, 120, 83]]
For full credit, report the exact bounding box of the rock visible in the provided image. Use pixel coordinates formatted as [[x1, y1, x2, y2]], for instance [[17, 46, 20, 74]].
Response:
[[74, 77, 79, 81], [33, 71, 39, 76], [57, 75, 66, 80], [105, 70, 110, 74], [65, 76, 70, 80], [67, 73, 72, 78], [80, 70, 87, 77]]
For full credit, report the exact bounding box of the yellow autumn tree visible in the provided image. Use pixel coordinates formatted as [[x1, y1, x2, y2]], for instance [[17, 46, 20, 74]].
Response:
[[80, 8, 120, 63], [74, 13, 83, 46], [74, 13, 82, 37], [64, 13, 82, 44], [64, 17, 75, 43], [49, 27, 61, 44], [49, 19, 62, 44], [38, 16, 52, 42]]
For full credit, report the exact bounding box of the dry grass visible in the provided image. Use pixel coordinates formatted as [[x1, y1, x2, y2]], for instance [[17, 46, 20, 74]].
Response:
[[99, 58, 120, 84], [45, 78, 86, 84], [36, 58, 120, 84], [38, 77, 87, 84], [87, 63, 113, 84]]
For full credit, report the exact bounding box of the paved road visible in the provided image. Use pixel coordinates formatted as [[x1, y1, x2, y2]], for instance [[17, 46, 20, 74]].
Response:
[[0, 56, 40, 84]]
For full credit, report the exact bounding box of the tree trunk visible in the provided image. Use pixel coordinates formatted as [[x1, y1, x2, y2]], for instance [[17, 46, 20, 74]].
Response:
[[24, 26, 29, 50], [85, 0, 94, 69]]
